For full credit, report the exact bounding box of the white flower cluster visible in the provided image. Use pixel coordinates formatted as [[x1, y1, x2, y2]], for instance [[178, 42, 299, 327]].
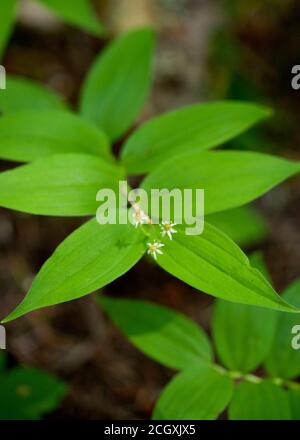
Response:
[[132, 207, 177, 260]]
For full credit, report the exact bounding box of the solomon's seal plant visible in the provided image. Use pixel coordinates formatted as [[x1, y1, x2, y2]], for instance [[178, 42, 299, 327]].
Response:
[[1, 29, 300, 322], [99, 253, 300, 420]]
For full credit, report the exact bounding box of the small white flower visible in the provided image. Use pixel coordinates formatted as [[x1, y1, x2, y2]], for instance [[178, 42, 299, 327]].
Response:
[[160, 221, 177, 240], [147, 241, 165, 260], [132, 209, 148, 228]]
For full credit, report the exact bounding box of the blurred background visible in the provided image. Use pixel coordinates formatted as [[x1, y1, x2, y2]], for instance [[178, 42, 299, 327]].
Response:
[[1, 0, 300, 419]]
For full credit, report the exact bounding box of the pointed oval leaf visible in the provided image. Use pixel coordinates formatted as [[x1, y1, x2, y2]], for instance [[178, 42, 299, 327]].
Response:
[[3, 219, 145, 322], [212, 253, 277, 373], [0, 153, 124, 216], [0, 110, 110, 162], [212, 301, 277, 374], [0, 76, 66, 114], [156, 225, 298, 312], [121, 101, 271, 174], [141, 151, 300, 215], [37, 0, 105, 36], [228, 380, 291, 420], [0, 0, 17, 60], [99, 296, 212, 370], [153, 365, 233, 420], [0, 367, 67, 420], [80, 28, 155, 141], [265, 278, 300, 379]]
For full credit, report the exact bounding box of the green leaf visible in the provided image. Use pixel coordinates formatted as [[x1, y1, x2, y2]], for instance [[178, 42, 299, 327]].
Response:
[[0, 0, 17, 60], [153, 365, 233, 420], [0, 110, 111, 162], [156, 225, 298, 312], [0, 153, 124, 216], [141, 151, 300, 215], [212, 252, 277, 373], [99, 296, 212, 370], [206, 206, 268, 248], [288, 389, 300, 420], [0, 367, 66, 420], [212, 299, 277, 374], [121, 101, 271, 174], [37, 0, 105, 36], [0, 76, 66, 113], [3, 219, 145, 322], [265, 278, 300, 379], [228, 380, 291, 420], [80, 28, 155, 141]]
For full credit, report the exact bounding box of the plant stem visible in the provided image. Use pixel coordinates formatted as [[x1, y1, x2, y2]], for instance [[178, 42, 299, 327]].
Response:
[[213, 363, 300, 390]]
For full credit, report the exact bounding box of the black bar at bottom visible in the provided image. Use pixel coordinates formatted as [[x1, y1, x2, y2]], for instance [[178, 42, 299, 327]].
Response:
[[0, 420, 298, 437]]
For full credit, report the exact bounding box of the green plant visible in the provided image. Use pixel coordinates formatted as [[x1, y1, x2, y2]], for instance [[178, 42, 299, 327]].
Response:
[[0, 353, 66, 419], [0, 0, 104, 59], [99, 253, 300, 420], [0, 28, 300, 323]]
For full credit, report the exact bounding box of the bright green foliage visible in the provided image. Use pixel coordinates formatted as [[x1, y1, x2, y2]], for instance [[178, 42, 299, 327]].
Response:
[[0, 154, 123, 216], [3, 219, 145, 322], [99, 296, 213, 370], [0, 111, 110, 162], [0, 0, 17, 59], [100, 271, 300, 419], [206, 206, 267, 248], [213, 300, 277, 373], [0, 76, 66, 113], [0, 358, 66, 420], [141, 150, 300, 215], [121, 101, 271, 174], [1, 28, 300, 326], [228, 380, 291, 420], [157, 226, 295, 312], [37, 0, 105, 36], [2, 19, 300, 423], [153, 365, 233, 420], [80, 28, 155, 141], [212, 252, 277, 373], [265, 279, 300, 379]]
